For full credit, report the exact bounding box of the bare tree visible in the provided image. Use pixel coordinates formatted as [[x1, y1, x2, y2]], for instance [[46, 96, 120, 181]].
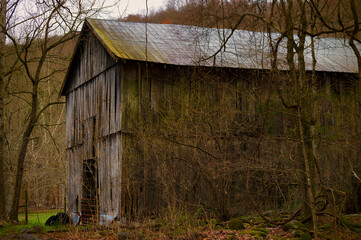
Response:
[[5, 0, 114, 221], [0, 0, 7, 221]]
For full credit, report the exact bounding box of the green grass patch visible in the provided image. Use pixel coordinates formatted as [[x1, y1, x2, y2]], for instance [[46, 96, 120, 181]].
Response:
[[0, 210, 69, 235], [18, 210, 59, 225]]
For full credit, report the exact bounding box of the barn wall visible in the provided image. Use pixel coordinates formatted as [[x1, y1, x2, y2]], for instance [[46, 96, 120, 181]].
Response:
[[119, 62, 263, 216], [64, 28, 358, 219], [119, 61, 358, 217], [63, 29, 116, 94], [65, 30, 123, 218]]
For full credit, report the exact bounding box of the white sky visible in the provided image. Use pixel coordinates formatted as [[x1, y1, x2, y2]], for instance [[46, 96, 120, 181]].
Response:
[[7, 0, 168, 41], [118, 0, 167, 17]]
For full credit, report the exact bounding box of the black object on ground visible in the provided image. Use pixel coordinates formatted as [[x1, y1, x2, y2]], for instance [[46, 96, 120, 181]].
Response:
[[45, 212, 70, 226]]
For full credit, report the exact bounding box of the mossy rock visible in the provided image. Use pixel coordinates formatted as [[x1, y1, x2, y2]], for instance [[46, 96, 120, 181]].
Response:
[[246, 229, 268, 239], [294, 229, 312, 240], [240, 215, 263, 225], [258, 222, 275, 228], [226, 218, 245, 230], [252, 227, 269, 235], [283, 220, 306, 231], [262, 210, 276, 217]]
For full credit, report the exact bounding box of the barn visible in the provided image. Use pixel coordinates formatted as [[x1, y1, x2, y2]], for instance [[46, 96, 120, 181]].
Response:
[[60, 18, 360, 223]]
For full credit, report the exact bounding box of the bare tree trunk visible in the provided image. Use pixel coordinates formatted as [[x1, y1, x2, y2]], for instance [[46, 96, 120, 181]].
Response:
[[297, 110, 318, 238], [9, 81, 39, 221], [279, 1, 319, 236], [0, 0, 7, 221], [295, 2, 318, 237], [345, 0, 361, 214]]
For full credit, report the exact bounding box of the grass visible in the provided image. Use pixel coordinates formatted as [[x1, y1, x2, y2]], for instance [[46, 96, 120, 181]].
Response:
[[18, 209, 59, 225], [0, 210, 70, 235]]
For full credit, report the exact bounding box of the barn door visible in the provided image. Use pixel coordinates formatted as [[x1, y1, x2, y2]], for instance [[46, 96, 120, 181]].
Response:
[[81, 117, 98, 224], [81, 158, 98, 224]]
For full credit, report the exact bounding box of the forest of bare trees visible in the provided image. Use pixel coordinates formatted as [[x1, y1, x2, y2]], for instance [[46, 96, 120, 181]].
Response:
[[0, 0, 361, 239]]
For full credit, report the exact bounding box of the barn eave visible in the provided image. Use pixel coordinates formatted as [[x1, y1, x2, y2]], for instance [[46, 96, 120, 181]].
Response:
[[60, 19, 120, 96]]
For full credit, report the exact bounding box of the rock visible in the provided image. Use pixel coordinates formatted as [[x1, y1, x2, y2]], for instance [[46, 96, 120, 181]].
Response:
[[252, 227, 269, 235], [294, 229, 312, 240], [283, 220, 306, 231], [117, 231, 130, 240], [245, 229, 268, 238], [240, 215, 262, 225], [226, 218, 245, 230], [20, 225, 43, 234], [262, 210, 275, 217]]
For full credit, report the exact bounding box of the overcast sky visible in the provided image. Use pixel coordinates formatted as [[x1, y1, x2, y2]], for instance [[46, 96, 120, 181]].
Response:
[[117, 0, 166, 17]]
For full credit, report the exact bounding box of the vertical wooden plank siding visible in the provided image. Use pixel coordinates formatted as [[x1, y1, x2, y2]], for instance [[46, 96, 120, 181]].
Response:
[[65, 28, 124, 219]]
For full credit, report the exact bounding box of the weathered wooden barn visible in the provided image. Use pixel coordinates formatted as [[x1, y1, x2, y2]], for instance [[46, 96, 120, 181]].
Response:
[[60, 18, 360, 222]]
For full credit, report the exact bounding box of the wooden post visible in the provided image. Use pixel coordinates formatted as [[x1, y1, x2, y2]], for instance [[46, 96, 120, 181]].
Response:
[[25, 189, 28, 224]]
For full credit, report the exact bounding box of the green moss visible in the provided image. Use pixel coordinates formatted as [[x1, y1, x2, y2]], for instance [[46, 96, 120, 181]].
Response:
[[240, 215, 263, 224], [246, 229, 268, 239], [270, 237, 287, 240], [227, 233, 236, 240], [258, 222, 275, 228], [252, 227, 269, 235], [226, 218, 245, 230], [283, 220, 306, 231], [294, 230, 312, 240]]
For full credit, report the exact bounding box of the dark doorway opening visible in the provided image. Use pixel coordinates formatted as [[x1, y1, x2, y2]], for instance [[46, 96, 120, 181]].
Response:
[[81, 158, 98, 224]]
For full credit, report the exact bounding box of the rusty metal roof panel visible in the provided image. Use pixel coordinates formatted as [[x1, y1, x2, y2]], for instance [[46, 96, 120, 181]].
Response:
[[87, 18, 361, 73]]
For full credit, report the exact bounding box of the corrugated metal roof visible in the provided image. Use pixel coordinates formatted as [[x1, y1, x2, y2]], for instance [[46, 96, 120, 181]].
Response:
[[87, 18, 361, 73]]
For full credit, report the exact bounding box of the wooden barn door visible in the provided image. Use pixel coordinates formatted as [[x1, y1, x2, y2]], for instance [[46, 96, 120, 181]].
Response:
[[81, 117, 99, 224], [81, 158, 98, 224]]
